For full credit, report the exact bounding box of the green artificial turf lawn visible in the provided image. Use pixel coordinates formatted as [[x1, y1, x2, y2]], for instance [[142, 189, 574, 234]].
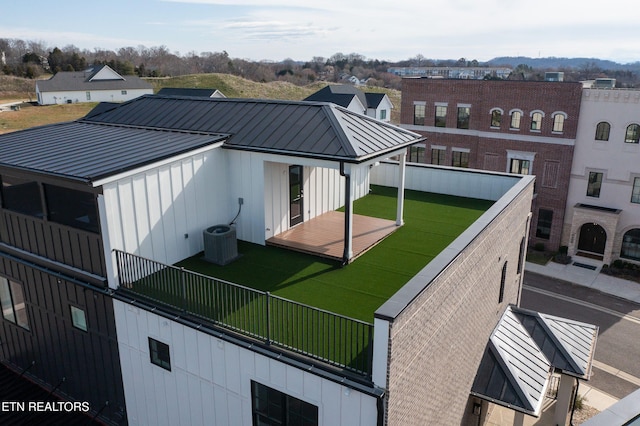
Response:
[[176, 185, 493, 322]]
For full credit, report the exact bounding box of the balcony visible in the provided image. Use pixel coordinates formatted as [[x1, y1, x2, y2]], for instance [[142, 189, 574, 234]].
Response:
[[115, 184, 494, 380]]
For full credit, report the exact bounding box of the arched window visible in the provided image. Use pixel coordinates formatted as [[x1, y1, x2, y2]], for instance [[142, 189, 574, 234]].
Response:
[[621, 229, 640, 261], [490, 108, 502, 128], [595, 122, 610, 141], [499, 261, 508, 303], [552, 112, 566, 133], [625, 124, 640, 143], [510, 110, 522, 130], [530, 111, 543, 131]]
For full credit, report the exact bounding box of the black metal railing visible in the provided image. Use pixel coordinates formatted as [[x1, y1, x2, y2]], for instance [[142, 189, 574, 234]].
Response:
[[114, 250, 374, 378]]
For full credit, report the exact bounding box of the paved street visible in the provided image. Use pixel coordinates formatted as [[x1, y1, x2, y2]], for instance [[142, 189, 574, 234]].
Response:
[[521, 271, 640, 400]]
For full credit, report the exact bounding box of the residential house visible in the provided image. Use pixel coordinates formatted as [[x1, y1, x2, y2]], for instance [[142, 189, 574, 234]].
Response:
[[562, 86, 640, 265], [0, 94, 595, 425], [35, 64, 152, 105], [304, 85, 393, 122], [400, 78, 583, 251]]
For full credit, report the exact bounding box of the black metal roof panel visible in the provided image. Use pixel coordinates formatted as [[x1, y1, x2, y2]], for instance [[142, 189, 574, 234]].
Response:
[[83, 95, 422, 162], [0, 121, 227, 182], [157, 88, 223, 98], [365, 92, 386, 108], [304, 85, 368, 109]]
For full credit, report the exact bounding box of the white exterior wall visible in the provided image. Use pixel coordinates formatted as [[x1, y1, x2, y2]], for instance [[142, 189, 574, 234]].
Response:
[[563, 88, 640, 262], [114, 300, 378, 426], [36, 88, 152, 105], [371, 161, 518, 201], [367, 96, 393, 122]]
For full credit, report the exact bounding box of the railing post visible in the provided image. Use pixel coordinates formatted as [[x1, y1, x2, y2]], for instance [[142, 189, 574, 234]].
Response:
[[265, 291, 271, 346], [367, 325, 374, 380], [181, 267, 187, 313]]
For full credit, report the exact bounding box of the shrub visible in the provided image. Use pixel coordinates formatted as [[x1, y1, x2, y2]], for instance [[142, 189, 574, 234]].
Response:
[[559, 245, 568, 255], [533, 242, 545, 251]]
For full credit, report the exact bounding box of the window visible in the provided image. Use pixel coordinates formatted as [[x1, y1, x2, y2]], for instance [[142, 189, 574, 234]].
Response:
[[510, 111, 521, 129], [552, 113, 565, 133], [632, 177, 640, 204], [587, 172, 603, 197], [499, 262, 507, 303], [86, 91, 91, 101], [434, 105, 447, 127], [536, 209, 553, 239], [517, 237, 525, 274], [121, 90, 127, 95], [530, 112, 543, 131], [408, 145, 425, 163], [457, 106, 470, 129], [0, 277, 29, 330], [490, 109, 502, 128], [413, 104, 425, 125], [510, 159, 530, 175], [70, 306, 87, 331], [621, 229, 640, 261], [44, 185, 99, 233], [251, 381, 318, 426], [431, 148, 446, 165], [595, 122, 610, 141], [452, 151, 469, 168], [625, 124, 640, 143], [149, 337, 171, 371], [379, 110, 387, 120], [1, 175, 43, 217]]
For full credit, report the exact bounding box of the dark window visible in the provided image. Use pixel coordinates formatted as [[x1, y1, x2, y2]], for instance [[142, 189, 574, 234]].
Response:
[[621, 229, 640, 261], [552, 114, 565, 132], [1, 175, 43, 217], [499, 262, 507, 303], [595, 122, 610, 141], [70, 305, 88, 331], [413, 104, 425, 125], [452, 151, 469, 168], [431, 148, 446, 165], [251, 381, 318, 426], [510, 111, 521, 129], [625, 124, 640, 143], [517, 237, 525, 274], [490, 110, 502, 128], [149, 337, 171, 371], [587, 172, 603, 197], [44, 185, 99, 233], [510, 159, 530, 175], [632, 177, 640, 204], [536, 209, 553, 239], [457, 107, 470, 129], [0, 277, 29, 330], [408, 146, 425, 163], [530, 112, 543, 131], [434, 105, 447, 127], [380, 110, 387, 120]]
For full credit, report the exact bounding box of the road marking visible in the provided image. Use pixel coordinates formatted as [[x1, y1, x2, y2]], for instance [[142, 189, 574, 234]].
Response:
[[522, 285, 640, 326], [592, 360, 640, 387]]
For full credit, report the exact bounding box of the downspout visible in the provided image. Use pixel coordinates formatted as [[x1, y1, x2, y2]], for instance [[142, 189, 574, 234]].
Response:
[[340, 161, 351, 265]]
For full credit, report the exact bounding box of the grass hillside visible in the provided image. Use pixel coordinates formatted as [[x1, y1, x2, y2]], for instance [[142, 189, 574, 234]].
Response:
[[0, 73, 401, 134]]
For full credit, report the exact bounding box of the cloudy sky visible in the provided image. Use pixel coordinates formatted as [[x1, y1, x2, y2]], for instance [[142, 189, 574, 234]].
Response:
[[2, 0, 639, 63]]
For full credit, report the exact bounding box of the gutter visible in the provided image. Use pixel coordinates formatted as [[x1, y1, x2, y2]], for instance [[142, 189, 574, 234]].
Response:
[[340, 161, 351, 265]]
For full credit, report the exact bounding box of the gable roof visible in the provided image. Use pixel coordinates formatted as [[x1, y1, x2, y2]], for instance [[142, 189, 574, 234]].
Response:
[[304, 85, 368, 109], [83, 95, 423, 163], [471, 306, 598, 416], [365, 92, 388, 109], [157, 88, 226, 98], [36, 65, 152, 92]]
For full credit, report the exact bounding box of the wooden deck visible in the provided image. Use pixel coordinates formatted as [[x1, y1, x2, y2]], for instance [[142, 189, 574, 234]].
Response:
[[266, 211, 399, 262]]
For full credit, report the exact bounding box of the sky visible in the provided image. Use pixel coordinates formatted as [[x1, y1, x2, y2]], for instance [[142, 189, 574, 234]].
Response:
[[1, 0, 639, 64]]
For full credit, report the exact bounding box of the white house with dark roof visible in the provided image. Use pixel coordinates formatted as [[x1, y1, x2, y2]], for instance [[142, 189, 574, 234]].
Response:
[[35, 64, 152, 105], [304, 85, 393, 122]]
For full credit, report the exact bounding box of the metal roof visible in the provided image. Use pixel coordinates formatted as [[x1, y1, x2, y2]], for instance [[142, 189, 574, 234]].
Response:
[[304, 85, 368, 109], [365, 92, 387, 108], [0, 121, 227, 182], [157, 88, 225, 98], [471, 306, 598, 416], [82, 95, 423, 162]]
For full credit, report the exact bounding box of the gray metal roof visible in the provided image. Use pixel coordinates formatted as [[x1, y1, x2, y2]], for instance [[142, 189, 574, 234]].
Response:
[[304, 85, 368, 109], [0, 121, 227, 182], [471, 306, 598, 416], [157, 88, 224, 98], [82, 95, 423, 162], [365, 93, 386, 108], [36, 65, 152, 92]]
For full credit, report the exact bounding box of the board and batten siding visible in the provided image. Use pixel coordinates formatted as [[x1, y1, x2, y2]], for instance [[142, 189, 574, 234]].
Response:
[[114, 300, 378, 426]]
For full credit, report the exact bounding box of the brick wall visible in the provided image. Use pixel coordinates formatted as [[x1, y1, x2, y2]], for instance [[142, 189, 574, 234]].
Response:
[[383, 181, 533, 425], [401, 78, 582, 250]]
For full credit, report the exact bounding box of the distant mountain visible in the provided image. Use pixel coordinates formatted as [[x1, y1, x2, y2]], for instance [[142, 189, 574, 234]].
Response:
[[486, 56, 640, 72]]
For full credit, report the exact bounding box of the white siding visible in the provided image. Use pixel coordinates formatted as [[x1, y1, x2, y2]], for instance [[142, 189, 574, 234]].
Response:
[[114, 300, 378, 426], [36, 88, 152, 105], [371, 161, 517, 201]]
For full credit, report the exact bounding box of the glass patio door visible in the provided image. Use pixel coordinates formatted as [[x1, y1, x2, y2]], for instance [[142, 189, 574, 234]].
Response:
[[289, 165, 303, 227]]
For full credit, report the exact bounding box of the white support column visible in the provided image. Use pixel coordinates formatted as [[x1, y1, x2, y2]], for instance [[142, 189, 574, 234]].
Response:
[[554, 374, 574, 426], [343, 162, 354, 261], [396, 152, 406, 226]]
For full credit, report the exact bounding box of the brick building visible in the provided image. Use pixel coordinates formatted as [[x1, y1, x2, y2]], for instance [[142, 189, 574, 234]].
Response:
[[400, 78, 583, 251]]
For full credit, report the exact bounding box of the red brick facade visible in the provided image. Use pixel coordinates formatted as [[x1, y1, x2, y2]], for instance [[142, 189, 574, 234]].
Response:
[[401, 78, 583, 250]]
